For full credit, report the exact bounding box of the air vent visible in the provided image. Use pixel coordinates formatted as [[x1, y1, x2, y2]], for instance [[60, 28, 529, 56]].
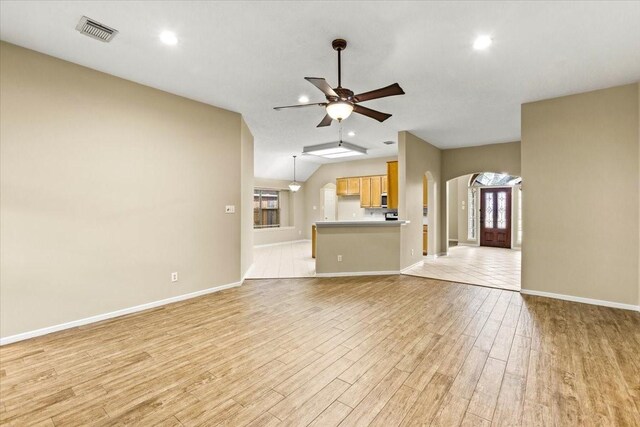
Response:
[[383, 140, 396, 145], [76, 16, 118, 42]]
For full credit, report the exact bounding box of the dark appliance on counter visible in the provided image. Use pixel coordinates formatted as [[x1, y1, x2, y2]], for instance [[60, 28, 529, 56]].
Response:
[[385, 211, 399, 221], [381, 193, 388, 208]]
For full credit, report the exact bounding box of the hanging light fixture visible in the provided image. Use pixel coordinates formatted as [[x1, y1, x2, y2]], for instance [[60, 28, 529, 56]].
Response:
[[325, 101, 354, 121], [288, 155, 301, 192]]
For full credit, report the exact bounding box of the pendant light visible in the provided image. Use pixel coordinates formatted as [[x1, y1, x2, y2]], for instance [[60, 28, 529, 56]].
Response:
[[288, 155, 301, 192]]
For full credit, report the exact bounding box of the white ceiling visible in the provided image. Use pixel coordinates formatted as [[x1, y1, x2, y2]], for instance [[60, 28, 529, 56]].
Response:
[[2, 1, 639, 181]]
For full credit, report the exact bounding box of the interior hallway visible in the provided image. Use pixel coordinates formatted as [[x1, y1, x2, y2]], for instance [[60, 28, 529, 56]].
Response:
[[404, 246, 521, 291]]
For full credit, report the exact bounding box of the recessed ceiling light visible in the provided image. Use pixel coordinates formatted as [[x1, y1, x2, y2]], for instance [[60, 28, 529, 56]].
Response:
[[298, 95, 309, 103], [473, 35, 492, 50], [347, 131, 356, 137], [159, 31, 178, 46]]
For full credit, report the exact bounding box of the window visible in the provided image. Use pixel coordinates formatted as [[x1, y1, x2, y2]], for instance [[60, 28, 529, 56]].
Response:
[[517, 187, 523, 244], [468, 187, 477, 240], [471, 172, 521, 187], [254, 189, 280, 228]]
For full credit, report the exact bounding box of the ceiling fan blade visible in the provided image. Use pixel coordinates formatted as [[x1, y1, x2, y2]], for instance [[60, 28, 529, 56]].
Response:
[[305, 77, 338, 98], [273, 102, 326, 111], [353, 104, 392, 122], [316, 114, 333, 127], [354, 83, 405, 103]]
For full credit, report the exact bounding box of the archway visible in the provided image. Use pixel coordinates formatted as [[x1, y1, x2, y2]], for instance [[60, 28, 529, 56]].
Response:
[[407, 172, 522, 291]]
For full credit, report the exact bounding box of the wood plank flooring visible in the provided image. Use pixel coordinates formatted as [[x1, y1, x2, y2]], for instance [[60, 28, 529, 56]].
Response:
[[1, 275, 639, 426]]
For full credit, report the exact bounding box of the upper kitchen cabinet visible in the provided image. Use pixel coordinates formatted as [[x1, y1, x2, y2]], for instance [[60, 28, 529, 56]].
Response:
[[336, 177, 360, 196], [387, 161, 399, 209], [360, 176, 371, 207], [382, 175, 388, 194], [423, 175, 428, 208], [359, 175, 384, 208]]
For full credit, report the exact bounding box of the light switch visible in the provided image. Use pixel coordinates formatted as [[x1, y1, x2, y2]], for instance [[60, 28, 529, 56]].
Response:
[[225, 205, 235, 214]]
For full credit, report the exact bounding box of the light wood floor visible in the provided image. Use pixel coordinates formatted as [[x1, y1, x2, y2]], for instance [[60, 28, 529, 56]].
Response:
[[1, 276, 639, 426]]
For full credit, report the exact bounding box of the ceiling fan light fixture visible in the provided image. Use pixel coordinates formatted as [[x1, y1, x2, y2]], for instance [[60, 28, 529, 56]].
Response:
[[326, 101, 354, 121]]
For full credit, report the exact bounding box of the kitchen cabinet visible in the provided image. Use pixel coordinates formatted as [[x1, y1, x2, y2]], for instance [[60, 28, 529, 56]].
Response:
[[312, 225, 317, 258], [336, 178, 348, 196], [336, 177, 360, 196], [423, 175, 428, 208], [382, 176, 388, 194], [423, 225, 428, 255], [359, 175, 384, 208], [387, 161, 399, 209], [347, 177, 360, 195], [360, 177, 371, 207], [370, 176, 382, 208]]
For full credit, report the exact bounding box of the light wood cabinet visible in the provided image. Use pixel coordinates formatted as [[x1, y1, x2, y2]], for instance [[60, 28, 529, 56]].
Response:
[[337, 177, 361, 196], [382, 176, 388, 194], [387, 161, 399, 209], [370, 176, 382, 208], [359, 175, 384, 208], [360, 177, 371, 207], [347, 177, 360, 195], [312, 225, 317, 258], [423, 225, 428, 255], [423, 175, 428, 208], [336, 178, 348, 196]]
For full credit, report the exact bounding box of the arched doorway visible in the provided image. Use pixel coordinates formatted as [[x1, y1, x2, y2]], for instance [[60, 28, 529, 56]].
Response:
[[406, 172, 522, 291]]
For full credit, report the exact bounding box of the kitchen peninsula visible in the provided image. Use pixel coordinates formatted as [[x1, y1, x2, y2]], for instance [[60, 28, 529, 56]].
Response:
[[315, 220, 408, 276]]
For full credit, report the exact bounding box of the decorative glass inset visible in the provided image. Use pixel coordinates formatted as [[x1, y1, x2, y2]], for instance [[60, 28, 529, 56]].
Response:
[[484, 192, 494, 228], [497, 191, 507, 229], [468, 188, 477, 240], [517, 188, 523, 243], [472, 173, 521, 187]]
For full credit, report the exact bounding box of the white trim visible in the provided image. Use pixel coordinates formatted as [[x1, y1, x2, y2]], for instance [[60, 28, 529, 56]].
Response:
[[0, 281, 242, 346], [401, 260, 424, 273], [457, 242, 479, 247], [448, 239, 459, 242], [253, 239, 309, 249], [520, 289, 639, 312], [242, 263, 255, 282], [316, 270, 400, 277]]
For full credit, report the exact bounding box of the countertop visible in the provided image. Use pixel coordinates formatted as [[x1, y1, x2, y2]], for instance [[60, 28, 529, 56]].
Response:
[[315, 220, 409, 228]]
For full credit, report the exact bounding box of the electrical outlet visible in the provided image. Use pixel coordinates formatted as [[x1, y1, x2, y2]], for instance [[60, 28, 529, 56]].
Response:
[[411, 249, 414, 256], [225, 205, 235, 214], [337, 255, 343, 262], [298, 230, 302, 235], [171, 272, 178, 283]]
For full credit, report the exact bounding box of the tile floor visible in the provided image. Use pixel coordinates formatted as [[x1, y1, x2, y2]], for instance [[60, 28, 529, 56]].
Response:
[[404, 245, 521, 290], [247, 240, 316, 278], [248, 241, 521, 291]]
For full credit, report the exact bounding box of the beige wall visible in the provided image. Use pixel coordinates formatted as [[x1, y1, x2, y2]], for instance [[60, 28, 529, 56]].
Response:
[[241, 119, 254, 276], [442, 141, 521, 182], [0, 42, 249, 338], [447, 179, 459, 241], [253, 178, 306, 245], [315, 226, 401, 274], [398, 131, 442, 266], [303, 156, 396, 238], [522, 83, 639, 306]]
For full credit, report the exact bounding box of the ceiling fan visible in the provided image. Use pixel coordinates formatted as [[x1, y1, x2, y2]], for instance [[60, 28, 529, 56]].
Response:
[[274, 39, 405, 127]]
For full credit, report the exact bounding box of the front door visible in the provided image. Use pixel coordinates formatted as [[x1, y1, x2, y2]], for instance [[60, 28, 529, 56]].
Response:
[[480, 188, 511, 248]]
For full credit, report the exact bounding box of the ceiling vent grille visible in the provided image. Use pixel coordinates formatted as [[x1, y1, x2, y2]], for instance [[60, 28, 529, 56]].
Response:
[[75, 16, 118, 42]]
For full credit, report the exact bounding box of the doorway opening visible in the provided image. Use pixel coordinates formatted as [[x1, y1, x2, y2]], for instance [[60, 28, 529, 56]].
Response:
[[405, 172, 522, 291]]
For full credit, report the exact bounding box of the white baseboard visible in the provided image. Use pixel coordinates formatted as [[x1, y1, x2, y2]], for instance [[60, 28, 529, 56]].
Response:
[[0, 281, 242, 346], [253, 239, 310, 249], [520, 289, 640, 312], [401, 260, 424, 272], [316, 270, 400, 277]]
